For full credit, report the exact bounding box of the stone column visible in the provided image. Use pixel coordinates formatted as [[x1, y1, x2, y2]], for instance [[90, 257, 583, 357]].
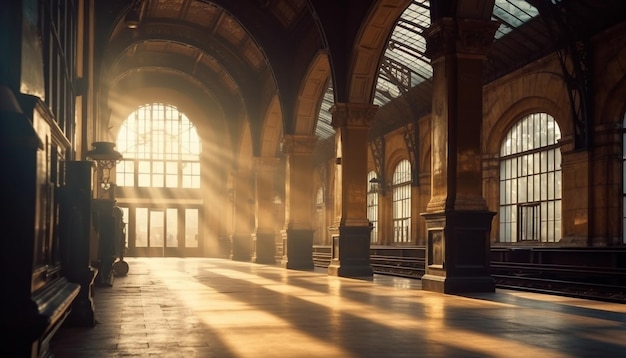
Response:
[[281, 134, 317, 270], [327, 103, 377, 278], [230, 169, 254, 261], [421, 17, 499, 293], [252, 157, 279, 264]]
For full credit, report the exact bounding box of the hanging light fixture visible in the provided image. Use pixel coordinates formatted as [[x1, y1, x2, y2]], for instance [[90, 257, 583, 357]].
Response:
[[369, 177, 388, 196]]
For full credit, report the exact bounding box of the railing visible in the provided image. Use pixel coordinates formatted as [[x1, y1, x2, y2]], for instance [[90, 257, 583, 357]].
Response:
[[313, 245, 425, 278], [312, 245, 626, 302]]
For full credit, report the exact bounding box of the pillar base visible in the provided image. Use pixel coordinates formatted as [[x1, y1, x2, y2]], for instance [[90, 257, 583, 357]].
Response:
[[421, 210, 495, 294], [231, 234, 252, 261], [328, 225, 373, 278], [252, 231, 276, 264], [421, 274, 495, 294], [281, 229, 314, 270]]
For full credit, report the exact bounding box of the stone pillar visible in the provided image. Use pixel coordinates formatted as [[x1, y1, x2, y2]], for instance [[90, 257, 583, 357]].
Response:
[[252, 157, 279, 264], [421, 17, 499, 294], [481, 154, 500, 244], [281, 134, 317, 270], [230, 169, 254, 261], [327, 103, 377, 278]]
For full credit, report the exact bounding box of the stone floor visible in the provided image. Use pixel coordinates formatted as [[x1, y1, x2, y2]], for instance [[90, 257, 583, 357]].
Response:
[[50, 257, 626, 358]]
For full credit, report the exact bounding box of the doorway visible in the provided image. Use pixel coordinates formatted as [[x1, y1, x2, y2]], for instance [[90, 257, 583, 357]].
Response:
[[121, 205, 201, 257]]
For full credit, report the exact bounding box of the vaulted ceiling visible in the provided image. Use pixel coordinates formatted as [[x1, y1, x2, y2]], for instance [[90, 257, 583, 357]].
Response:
[[94, 0, 626, 161]]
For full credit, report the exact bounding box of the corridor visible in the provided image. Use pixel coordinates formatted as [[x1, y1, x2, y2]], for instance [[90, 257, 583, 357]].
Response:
[[50, 258, 626, 357]]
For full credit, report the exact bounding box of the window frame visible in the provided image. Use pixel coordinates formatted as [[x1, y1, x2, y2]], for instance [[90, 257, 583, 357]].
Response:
[[499, 113, 562, 243], [392, 160, 412, 244]]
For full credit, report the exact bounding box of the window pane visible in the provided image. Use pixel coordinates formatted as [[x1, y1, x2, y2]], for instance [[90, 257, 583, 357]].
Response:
[[117, 160, 135, 187], [138, 161, 151, 187], [392, 160, 411, 243], [166, 161, 178, 188], [185, 208, 199, 248], [152, 161, 164, 187], [149, 211, 164, 247], [166, 208, 178, 248], [499, 113, 561, 243], [136, 208, 148, 247], [115, 103, 201, 190]]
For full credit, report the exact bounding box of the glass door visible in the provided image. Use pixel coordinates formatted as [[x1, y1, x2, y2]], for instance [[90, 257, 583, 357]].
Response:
[[123, 206, 202, 257]]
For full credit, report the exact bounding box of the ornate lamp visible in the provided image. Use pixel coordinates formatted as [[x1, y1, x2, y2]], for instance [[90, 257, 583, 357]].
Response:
[[369, 177, 387, 196], [86, 142, 122, 198]]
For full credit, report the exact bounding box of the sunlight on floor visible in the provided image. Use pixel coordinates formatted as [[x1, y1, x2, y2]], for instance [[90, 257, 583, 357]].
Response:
[[160, 262, 577, 358]]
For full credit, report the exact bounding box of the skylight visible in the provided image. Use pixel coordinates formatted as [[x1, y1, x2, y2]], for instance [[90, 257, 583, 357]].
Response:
[[314, 0, 541, 140]]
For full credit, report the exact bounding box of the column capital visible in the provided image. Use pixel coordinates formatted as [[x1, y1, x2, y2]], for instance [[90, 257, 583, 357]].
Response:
[[330, 103, 378, 129], [253, 156, 280, 170], [281, 134, 318, 154], [425, 17, 499, 60]]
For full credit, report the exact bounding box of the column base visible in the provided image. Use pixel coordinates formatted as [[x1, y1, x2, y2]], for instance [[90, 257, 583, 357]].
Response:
[[231, 234, 252, 261], [281, 229, 314, 270], [421, 274, 495, 294], [252, 231, 276, 264], [327, 225, 373, 278], [421, 210, 495, 294]]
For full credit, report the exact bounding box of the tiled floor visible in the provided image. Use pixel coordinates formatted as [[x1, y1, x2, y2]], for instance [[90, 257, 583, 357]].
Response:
[[50, 257, 626, 358]]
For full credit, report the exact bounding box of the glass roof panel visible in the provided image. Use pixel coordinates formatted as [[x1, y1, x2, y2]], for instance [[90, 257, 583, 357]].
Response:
[[314, 1, 541, 139], [314, 82, 335, 139], [374, 0, 431, 107], [492, 0, 539, 39]]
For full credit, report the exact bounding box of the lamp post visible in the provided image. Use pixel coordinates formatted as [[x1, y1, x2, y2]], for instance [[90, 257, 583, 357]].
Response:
[[86, 142, 122, 199], [86, 142, 124, 286]]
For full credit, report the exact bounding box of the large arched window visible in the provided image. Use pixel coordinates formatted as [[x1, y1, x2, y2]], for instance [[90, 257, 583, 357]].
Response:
[[367, 171, 378, 243], [392, 160, 412, 243], [116, 103, 201, 188], [114, 103, 203, 258], [315, 187, 325, 245], [499, 113, 562, 243]]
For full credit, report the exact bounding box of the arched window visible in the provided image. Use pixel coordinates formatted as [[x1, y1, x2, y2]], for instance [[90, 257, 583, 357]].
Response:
[[367, 171, 378, 244], [392, 160, 411, 243], [315, 187, 325, 245], [114, 103, 203, 258], [499, 113, 562, 243], [116, 103, 201, 188]]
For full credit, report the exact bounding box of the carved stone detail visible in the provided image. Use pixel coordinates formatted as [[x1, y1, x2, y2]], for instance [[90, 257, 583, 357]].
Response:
[[425, 18, 499, 60], [281, 134, 318, 154], [253, 156, 280, 170], [330, 103, 378, 129]]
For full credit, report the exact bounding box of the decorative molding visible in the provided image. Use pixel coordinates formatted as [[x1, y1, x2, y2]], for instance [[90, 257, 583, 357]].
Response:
[[281, 134, 318, 154], [425, 18, 499, 60], [330, 103, 378, 129], [253, 156, 280, 169]]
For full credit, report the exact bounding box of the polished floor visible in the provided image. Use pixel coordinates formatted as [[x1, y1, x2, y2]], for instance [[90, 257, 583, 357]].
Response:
[[50, 257, 626, 358]]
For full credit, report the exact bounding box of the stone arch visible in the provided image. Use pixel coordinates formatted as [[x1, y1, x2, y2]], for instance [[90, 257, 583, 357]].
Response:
[[259, 94, 283, 157], [106, 86, 226, 143], [484, 94, 570, 155], [599, 77, 626, 128], [483, 65, 576, 154], [386, 146, 410, 185], [237, 119, 254, 174], [348, 0, 411, 104], [292, 52, 331, 136], [595, 28, 626, 125]]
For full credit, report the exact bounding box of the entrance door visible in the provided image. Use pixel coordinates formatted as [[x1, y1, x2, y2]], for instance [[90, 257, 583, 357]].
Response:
[[124, 206, 201, 257]]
